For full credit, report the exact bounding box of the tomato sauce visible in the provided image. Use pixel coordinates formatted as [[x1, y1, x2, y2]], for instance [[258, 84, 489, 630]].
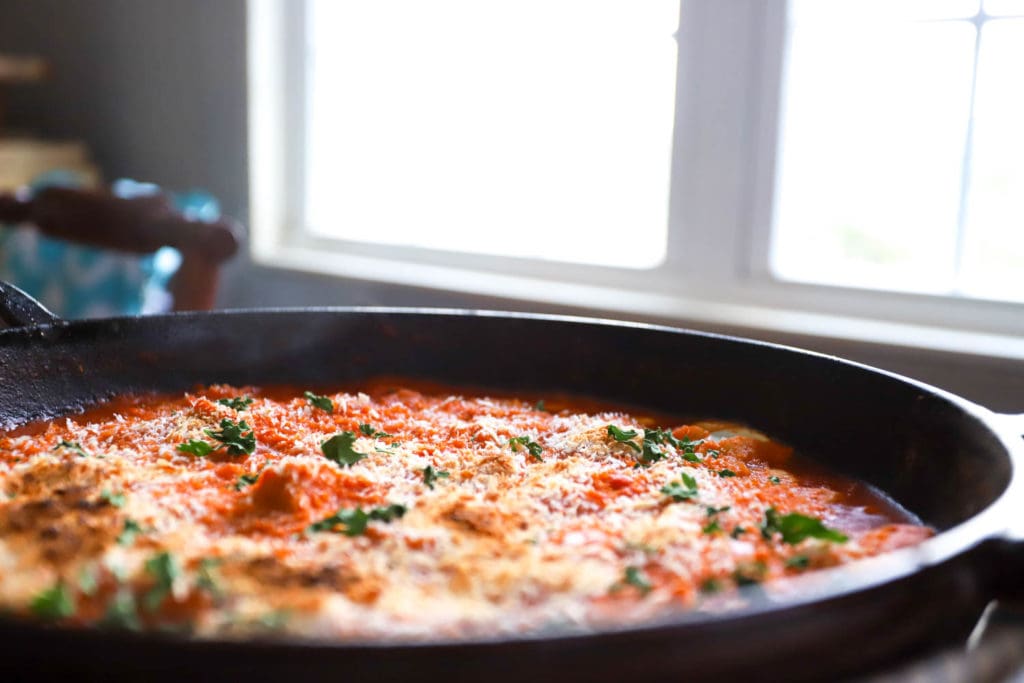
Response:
[[0, 381, 932, 640]]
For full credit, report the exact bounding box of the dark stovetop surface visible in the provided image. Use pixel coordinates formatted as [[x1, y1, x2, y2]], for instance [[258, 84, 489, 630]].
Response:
[[857, 605, 1024, 682]]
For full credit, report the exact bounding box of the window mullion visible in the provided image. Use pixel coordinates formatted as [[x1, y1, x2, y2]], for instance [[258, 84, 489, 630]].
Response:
[[951, 12, 986, 295], [665, 0, 771, 292]]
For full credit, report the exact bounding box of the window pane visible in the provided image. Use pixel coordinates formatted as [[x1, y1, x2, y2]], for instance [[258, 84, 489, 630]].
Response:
[[958, 20, 1024, 302], [984, 0, 1024, 16], [771, 7, 975, 294], [305, 0, 679, 269]]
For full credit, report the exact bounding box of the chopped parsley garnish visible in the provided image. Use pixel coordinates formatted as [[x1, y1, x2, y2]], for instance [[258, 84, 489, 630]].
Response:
[[733, 560, 767, 586], [143, 551, 180, 612], [608, 425, 694, 466], [304, 391, 334, 413], [216, 396, 253, 411], [534, 400, 546, 412], [606, 425, 640, 449], [730, 525, 746, 539], [509, 435, 543, 461], [660, 472, 699, 502], [53, 440, 88, 457], [786, 555, 811, 570], [30, 582, 75, 620], [177, 419, 256, 458], [234, 473, 260, 490], [307, 503, 407, 536], [760, 507, 848, 545], [321, 431, 367, 467], [706, 449, 721, 459], [101, 590, 141, 631], [117, 519, 144, 546], [679, 437, 702, 463], [196, 558, 223, 598], [256, 609, 291, 630], [100, 490, 126, 508], [705, 505, 731, 516], [78, 565, 99, 596], [700, 578, 722, 594], [638, 427, 680, 465], [204, 418, 256, 456], [702, 519, 722, 535], [422, 465, 450, 490], [622, 566, 653, 595], [769, 475, 781, 484], [177, 439, 214, 457], [359, 423, 392, 439], [718, 469, 737, 478]]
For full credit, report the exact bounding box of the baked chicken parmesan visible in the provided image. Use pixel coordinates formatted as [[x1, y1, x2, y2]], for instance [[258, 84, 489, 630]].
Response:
[[0, 383, 931, 640]]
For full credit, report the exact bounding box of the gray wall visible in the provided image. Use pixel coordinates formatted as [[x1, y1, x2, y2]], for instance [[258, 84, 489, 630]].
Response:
[[0, 0, 504, 310], [1, 0, 1022, 410]]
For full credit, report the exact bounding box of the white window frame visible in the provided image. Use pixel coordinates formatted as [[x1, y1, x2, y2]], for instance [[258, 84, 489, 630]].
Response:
[[248, 0, 1024, 360]]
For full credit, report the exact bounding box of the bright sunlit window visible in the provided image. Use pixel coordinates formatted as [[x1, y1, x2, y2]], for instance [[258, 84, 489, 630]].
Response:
[[773, 0, 1024, 302], [249, 0, 1024, 357], [305, 0, 679, 269]]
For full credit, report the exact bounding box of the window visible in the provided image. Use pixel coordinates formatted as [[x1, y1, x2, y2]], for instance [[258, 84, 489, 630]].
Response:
[[305, 1, 679, 269], [249, 0, 1024, 358], [773, 0, 1024, 303]]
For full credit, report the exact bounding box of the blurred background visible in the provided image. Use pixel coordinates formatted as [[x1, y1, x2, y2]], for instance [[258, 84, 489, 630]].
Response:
[[0, 0, 1021, 408]]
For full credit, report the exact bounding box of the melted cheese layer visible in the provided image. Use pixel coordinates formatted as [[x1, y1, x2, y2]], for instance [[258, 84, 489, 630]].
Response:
[[0, 384, 931, 639]]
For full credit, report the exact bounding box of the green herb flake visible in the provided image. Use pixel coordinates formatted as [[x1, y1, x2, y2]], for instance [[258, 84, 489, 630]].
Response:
[[622, 566, 653, 595], [700, 578, 722, 594], [100, 490, 126, 508], [101, 590, 141, 631], [509, 435, 543, 461], [304, 391, 334, 413], [733, 560, 767, 586], [177, 439, 214, 457], [117, 519, 144, 546], [609, 425, 692, 466], [702, 519, 722, 535], [769, 475, 781, 484], [256, 609, 291, 631], [307, 503, 407, 536], [534, 400, 546, 412], [196, 558, 223, 598], [234, 473, 260, 490], [606, 425, 641, 452], [53, 440, 88, 457], [705, 505, 731, 516], [321, 431, 367, 468], [706, 449, 721, 459], [730, 525, 746, 539], [359, 423, 392, 439], [760, 507, 848, 545], [78, 565, 99, 597], [679, 436, 702, 463], [660, 472, 699, 502], [216, 396, 253, 411], [143, 551, 180, 612], [204, 418, 256, 456], [718, 469, 737, 478], [422, 465, 450, 490], [786, 555, 811, 570], [30, 582, 75, 620]]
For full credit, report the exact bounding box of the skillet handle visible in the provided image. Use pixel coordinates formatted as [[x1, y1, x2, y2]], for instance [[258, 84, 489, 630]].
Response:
[[0, 281, 60, 329], [981, 412, 1024, 603]]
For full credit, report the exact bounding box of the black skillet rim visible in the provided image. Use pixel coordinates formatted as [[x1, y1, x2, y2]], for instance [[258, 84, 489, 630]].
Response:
[[0, 306, 1021, 652]]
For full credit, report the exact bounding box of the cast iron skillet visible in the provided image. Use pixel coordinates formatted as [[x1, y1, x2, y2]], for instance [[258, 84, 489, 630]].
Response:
[[1, 281, 1022, 682]]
